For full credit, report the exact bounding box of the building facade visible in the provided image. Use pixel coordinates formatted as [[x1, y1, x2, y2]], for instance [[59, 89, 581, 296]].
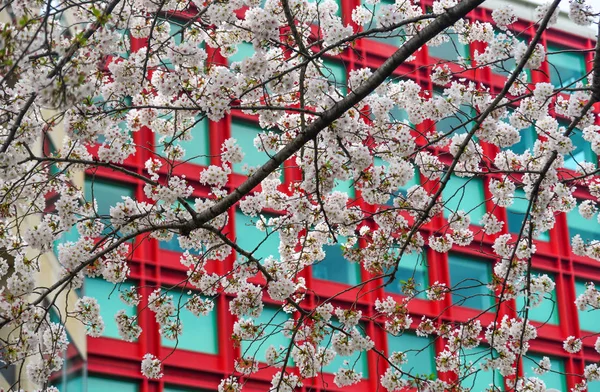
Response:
[[2, 0, 600, 391]]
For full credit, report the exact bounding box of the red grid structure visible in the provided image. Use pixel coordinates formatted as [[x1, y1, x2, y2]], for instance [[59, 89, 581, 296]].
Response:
[[53, 1, 600, 391]]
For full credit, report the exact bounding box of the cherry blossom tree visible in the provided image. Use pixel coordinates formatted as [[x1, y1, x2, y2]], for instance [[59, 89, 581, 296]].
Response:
[[0, 0, 600, 391]]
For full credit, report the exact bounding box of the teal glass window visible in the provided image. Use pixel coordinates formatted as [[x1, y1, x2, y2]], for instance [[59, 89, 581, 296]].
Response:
[[434, 90, 474, 137], [384, 251, 428, 299], [159, 199, 196, 253], [567, 201, 600, 243], [442, 175, 487, 223], [241, 306, 292, 363], [506, 188, 550, 241], [322, 59, 347, 94], [523, 354, 567, 391], [575, 280, 600, 332], [84, 278, 137, 340], [491, 36, 531, 82], [312, 239, 361, 285], [588, 364, 600, 392], [332, 177, 355, 198], [387, 332, 435, 379], [64, 373, 83, 392], [231, 120, 274, 175], [160, 236, 183, 252], [85, 177, 136, 239], [91, 96, 131, 145], [548, 45, 587, 88], [493, 54, 517, 77], [54, 224, 81, 260], [377, 77, 411, 124], [559, 120, 596, 170], [361, 0, 405, 47], [389, 104, 410, 123], [460, 346, 503, 391], [164, 387, 212, 392], [322, 322, 369, 378], [515, 272, 559, 324], [448, 253, 493, 311], [85, 178, 135, 217], [88, 376, 139, 392], [429, 32, 469, 61], [160, 19, 184, 69], [162, 291, 218, 354], [436, 102, 474, 136], [59, 374, 139, 392], [155, 115, 210, 166], [510, 125, 536, 154], [228, 41, 255, 65], [235, 210, 280, 263]]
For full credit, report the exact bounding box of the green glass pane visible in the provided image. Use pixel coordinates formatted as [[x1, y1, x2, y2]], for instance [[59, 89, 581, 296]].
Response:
[[515, 272, 559, 324], [575, 280, 600, 332], [87, 376, 139, 392], [567, 201, 600, 243], [437, 103, 474, 136], [506, 188, 550, 241], [85, 178, 135, 217], [561, 121, 596, 170], [361, 0, 404, 47], [442, 175, 486, 223], [548, 45, 587, 87], [228, 41, 255, 64], [160, 20, 184, 69], [387, 332, 435, 378], [52, 369, 83, 392], [384, 251, 428, 299], [493, 55, 516, 76], [164, 387, 212, 392], [159, 232, 185, 252], [434, 89, 473, 136], [93, 98, 131, 144], [429, 33, 469, 61], [235, 210, 280, 262], [241, 306, 292, 363], [588, 366, 600, 392], [54, 224, 81, 260], [159, 199, 196, 252], [448, 253, 493, 311], [460, 346, 503, 391], [155, 117, 210, 166], [321, 322, 369, 378], [523, 354, 567, 392], [332, 178, 355, 198], [492, 36, 531, 81], [162, 291, 218, 354], [65, 374, 84, 392], [231, 120, 273, 174], [312, 239, 361, 285], [375, 157, 419, 207], [390, 105, 410, 123], [84, 177, 136, 239], [323, 59, 347, 94], [373, 77, 411, 124], [85, 278, 136, 340]]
